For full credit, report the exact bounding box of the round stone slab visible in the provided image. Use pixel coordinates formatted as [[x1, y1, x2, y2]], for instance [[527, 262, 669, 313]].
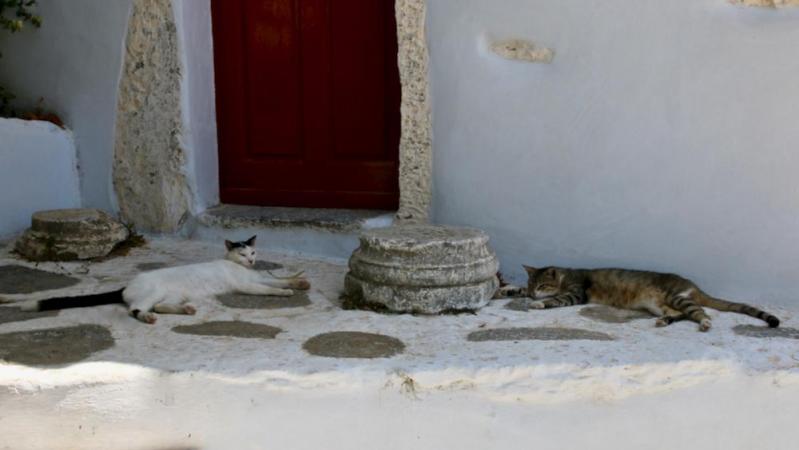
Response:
[[0, 306, 58, 325], [467, 327, 615, 342], [504, 298, 535, 312], [216, 292, 311, 309], [0, 265, 80, 295], [578, 305, 651, 324], [345, 225, 499, 314], [136, 262, 170, 272], [345, 275, 497, 313], [303, 331, 405, 359], [254, 261, 284, 271], [350, 225, 498, 285], [172, 321, 282, 339], [0, 325, 114, 366], [15, 208, 129, 261], [733, 325, 799, 340]]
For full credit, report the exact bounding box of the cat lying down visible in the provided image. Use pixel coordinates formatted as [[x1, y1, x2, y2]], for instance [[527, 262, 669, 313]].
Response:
[[21, 236, 310, 324], [499, 265, 780, 332]]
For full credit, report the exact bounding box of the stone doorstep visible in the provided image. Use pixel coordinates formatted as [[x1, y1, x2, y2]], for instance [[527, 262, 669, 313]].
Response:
[[189, 204, 395, 260], [195, 205, 395, 234]]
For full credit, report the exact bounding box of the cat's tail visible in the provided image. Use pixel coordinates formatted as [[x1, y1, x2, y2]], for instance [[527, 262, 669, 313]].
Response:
[[699, 295, 780, 328], [21, 289, 125, 312]]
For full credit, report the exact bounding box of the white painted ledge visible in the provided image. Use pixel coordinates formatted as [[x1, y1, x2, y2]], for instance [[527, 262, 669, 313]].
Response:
[[0, 118, 80, 238]]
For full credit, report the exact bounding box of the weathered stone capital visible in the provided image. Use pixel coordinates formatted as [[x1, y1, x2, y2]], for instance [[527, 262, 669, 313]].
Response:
[[345, 225, 499, 313], [15, 209, 129, 261]]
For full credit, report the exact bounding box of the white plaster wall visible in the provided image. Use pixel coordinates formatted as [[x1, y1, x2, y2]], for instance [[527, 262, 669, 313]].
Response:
[[428, 0, 799, 305], [0, 0, 220, 217], [0, 0, 133, 212], [173, 0, 220, 213], [0, 118, 80, 238]]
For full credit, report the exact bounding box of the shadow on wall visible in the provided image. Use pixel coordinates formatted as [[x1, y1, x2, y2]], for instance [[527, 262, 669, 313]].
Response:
[[0, 118, 80, 238]]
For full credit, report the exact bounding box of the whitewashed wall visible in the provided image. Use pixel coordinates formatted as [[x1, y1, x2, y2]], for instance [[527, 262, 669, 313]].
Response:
[[0, 119, 80, 238], [428, 0, 799, 305], [173, 0, 220, 213], [0, 0, 220, 217], [0, 0, 133, 213]]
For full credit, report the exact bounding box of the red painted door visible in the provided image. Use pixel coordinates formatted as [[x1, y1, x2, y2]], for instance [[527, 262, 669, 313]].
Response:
[[212, 0, 401, 209]]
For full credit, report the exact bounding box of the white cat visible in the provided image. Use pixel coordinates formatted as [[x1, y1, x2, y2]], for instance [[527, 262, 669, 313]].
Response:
[[23, 236, 310, 324]]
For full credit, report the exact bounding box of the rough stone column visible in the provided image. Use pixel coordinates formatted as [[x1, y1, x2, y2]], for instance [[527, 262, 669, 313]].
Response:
[[113, 0, 192, 233], [395, 0, 433, 223]]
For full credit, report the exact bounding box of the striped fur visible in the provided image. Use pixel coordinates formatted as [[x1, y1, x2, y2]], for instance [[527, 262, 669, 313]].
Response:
[[523, 266, 780, 332]]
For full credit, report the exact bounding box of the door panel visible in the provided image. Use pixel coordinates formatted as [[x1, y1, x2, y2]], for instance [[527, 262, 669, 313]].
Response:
[[212, 0, 401, 209]]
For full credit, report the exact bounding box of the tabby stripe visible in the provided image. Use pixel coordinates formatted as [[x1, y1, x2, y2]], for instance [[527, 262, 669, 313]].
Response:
[[683, 306, 702, 315]]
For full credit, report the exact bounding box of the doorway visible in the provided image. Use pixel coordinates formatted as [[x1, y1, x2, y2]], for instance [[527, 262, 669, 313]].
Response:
[[211, 0, 401, 210]]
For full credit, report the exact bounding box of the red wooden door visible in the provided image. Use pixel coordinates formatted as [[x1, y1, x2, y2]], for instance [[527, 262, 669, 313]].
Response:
[[211, 0, 401, 210]]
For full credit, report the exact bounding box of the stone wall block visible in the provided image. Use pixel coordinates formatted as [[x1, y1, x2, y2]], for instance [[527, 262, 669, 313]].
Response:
[[113, 0, 192, 233], [395, 0, 433, 223]]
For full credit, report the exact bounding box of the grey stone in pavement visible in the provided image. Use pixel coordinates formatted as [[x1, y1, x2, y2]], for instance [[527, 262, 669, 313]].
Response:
[[468, 327, 615, 342], [0, 306, 58, 325], [0, 325, 114, 366], [579, 305, 651, 323], [136, 262, 170, 272], [172, 321, 282, 339], [733, 324, 799, 340], [303, 331, 405, 359], [217, 292, 311, 309], [0, 265, 81, 294], [254, 260, 284, 271], [136, 261, 283, 273], [505, 298, 534, 312], [15, 208, 129, 261]]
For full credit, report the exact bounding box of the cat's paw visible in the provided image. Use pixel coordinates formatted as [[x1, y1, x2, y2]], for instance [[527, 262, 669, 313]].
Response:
[[138, 312, 157, 324], [655, 317, 672, 327], [277, 288, 294, 296], [494, 285, 524, 299], [698, 319, 712, 332], [183, 304, 197, 315], [290, 278, 311, 290], [529, 300, 546, 310]]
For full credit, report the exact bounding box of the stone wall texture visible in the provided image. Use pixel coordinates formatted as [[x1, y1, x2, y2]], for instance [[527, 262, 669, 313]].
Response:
[[395, 0, 433, 223], [491, 39, 554, 64], [113, 0, 192, 233]]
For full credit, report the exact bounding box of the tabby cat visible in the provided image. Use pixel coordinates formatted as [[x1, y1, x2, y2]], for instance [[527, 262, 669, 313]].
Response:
[[518, 265, 779, 332]]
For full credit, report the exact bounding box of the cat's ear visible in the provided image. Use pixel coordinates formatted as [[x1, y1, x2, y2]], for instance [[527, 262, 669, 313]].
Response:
[[522, 265, 538, 275], [245, 235, 257, 246], [545, 267, 558, 278], [225, 240, 234, 251]]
